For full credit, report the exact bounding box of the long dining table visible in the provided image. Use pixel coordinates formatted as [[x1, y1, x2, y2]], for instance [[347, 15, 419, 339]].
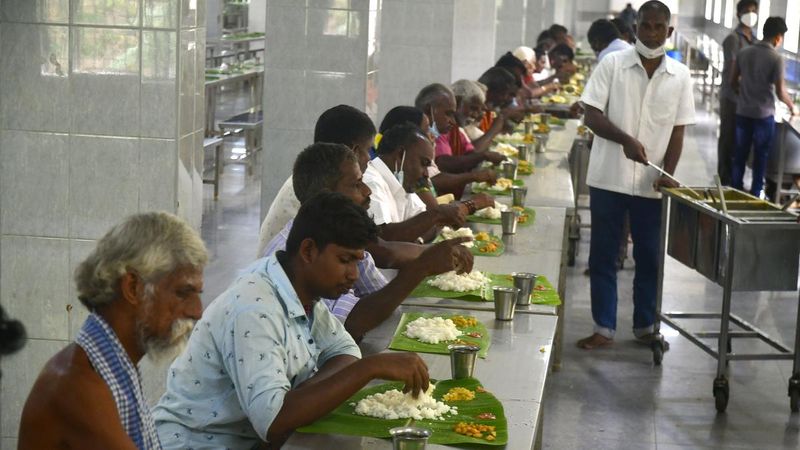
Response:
[[283, 123, 582, 449]]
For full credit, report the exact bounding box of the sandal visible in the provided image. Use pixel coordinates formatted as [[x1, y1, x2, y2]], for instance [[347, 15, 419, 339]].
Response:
[[576, 333, 613, 349]]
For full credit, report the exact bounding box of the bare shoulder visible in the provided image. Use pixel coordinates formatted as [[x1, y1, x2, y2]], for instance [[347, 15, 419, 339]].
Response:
[[18, 343, 137, 450]]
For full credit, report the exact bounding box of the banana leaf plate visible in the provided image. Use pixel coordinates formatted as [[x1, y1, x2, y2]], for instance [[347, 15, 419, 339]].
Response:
[[388, 312, 490, 358], [410, 273, 561, 306], [297, 377, 508, 446], [471, 179, 524, 196], [435, 233, 505, 257], [409, 273, 511, 301], [517, 161, 534, 175], [467, 207, 536, 227]]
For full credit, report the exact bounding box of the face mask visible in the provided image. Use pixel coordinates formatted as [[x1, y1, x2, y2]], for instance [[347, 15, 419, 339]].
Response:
[[428, 107, 440, 139], [740, 12, 758, 28], [394, 150, 406, 185], [635, 38, 665, 59]]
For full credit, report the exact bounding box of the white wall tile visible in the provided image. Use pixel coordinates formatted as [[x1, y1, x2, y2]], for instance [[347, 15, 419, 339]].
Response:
[[260, 128, 312, 220], [67, 239, 96, 340], [179, 29, 197, 137], [0, 236, 70, 340], [452, 0, 496, 81], [70, 28, 140, 137], [0, 339, 68, 440], [177, 134, 195, 225], [264, 5, 308, 70], [0, 24, 70, 133], [139, 139, 178, 213], [262, 68, 308, 129], [68, 135, 140, 240], [191, 132, 204, 230], [142, 31, 178, 139], [0, 131, 69, 237], [194, 30, 206, 135], [305, 71, 366, 124]]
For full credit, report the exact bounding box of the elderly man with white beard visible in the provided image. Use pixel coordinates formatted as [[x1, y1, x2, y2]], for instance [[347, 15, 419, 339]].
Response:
[[18, 212, 208, 450]]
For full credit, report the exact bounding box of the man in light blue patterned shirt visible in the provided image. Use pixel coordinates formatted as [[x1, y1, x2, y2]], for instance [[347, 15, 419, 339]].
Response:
[[264, 143, 474, 340], [154, 193, 430, 449]]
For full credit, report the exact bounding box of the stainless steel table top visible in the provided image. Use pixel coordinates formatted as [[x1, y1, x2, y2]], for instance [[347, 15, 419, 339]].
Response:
[[523, 151, 575, 209], [284, 306, 557, 450], [544, 119, 579, 153]]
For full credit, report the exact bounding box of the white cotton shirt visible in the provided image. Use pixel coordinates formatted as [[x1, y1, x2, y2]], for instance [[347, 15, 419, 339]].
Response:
[[580, 48, 695, 199], [256, 176, 300, 258], [363, 157, 426, 225], [597, 38, 632, 62]]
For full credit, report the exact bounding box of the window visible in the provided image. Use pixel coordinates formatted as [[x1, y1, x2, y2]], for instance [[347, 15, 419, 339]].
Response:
[[705, 0, 713, 21], [757, 0, 770, 39], [724, 0, 734, 28], [713, 0, 722, 23], [785, 0, 800, 53]]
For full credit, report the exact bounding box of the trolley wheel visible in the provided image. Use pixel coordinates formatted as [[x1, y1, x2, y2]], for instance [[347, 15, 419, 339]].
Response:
[[713, 377, 729, 413], [789, 377, 800, 413]]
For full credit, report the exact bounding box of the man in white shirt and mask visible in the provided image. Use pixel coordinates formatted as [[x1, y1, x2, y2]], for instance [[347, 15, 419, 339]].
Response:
[[577, 0, 695, 350], [364, 123, 467, 243], [718, 0, 758, 185]]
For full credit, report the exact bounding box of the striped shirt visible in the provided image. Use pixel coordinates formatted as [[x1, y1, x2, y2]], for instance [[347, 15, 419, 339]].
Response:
[[262, 218, 388, 321]]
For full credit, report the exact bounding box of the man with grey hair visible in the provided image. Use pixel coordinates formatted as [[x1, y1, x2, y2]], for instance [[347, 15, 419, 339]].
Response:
[[415, 83, 505, 176], [18, 212, 208, 450], [451, 79, 507, 154]]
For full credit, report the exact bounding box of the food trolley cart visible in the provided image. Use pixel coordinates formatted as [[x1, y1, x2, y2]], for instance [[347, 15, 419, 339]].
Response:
[[566, 128, 592, 266], [653, 187, 800, 412]]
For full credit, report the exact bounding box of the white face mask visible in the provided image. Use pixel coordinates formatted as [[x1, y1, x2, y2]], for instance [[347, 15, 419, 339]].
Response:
[[740, 12, 758, 28], [635, 38, 665, 59], [394, 150, 406, 186], [428, 107, 441, 139]]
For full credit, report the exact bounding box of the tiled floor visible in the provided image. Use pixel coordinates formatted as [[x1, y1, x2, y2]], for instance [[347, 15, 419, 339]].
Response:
[[198, 88, 800, 449]]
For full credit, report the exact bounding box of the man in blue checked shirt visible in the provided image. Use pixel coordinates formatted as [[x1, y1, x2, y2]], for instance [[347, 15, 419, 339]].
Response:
[[154, 193, 431, 449], [264, 142, 474, 340]]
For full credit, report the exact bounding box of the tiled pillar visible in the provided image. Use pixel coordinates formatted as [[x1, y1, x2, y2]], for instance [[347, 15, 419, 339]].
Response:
[[376, 0, 454, 120], [494, 0, 526, 59], [260, 0, 380, 220], [451, 0, 497, 81], [525, 0, 547, 45], [0, 1, 206, 446]]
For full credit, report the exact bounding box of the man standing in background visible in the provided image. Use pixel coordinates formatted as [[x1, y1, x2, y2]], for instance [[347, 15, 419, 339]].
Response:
[[718, 0, 758, 185], [731, 16, 799, 196]]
